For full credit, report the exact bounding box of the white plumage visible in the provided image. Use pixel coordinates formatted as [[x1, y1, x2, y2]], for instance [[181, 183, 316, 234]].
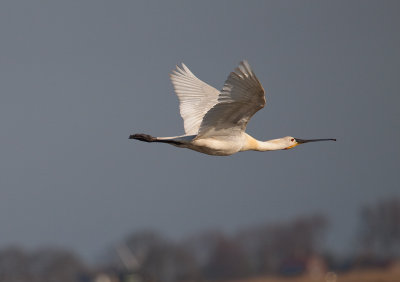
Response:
[[130, 61, 335, 156], [169, 63, 220, 135]]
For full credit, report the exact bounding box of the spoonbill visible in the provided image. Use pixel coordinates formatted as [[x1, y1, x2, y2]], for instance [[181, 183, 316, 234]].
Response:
[[129, 61, 335, 156]]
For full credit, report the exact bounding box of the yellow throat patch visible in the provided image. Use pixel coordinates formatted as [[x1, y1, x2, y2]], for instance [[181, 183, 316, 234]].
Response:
[[285, 143, 299, 150]]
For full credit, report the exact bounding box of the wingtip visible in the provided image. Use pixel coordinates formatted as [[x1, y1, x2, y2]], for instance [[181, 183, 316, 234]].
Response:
[[181, 63, 194, 76], [240, 60, 252, 72], [176, 64, 183, 73], [171, 63, 189, 75], [129, 133, 156, 142]]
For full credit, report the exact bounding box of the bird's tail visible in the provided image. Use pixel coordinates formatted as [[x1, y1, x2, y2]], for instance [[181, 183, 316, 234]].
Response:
[[129, 133, 156, 142], [129, 133, 183, 146]]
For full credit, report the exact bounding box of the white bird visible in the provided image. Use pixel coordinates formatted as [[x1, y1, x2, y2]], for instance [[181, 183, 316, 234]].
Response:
[[129, 61, 335, 156]]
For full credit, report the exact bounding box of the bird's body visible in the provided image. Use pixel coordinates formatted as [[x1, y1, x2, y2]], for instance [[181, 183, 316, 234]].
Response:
[[130, 61, 335, 155], [176, 134, 244, 156], [161, 134, 247, 156]]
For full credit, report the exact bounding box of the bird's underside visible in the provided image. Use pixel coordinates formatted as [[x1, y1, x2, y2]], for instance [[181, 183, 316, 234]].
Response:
[[129, 132, 251, 156], [129, 61, 336, 155]]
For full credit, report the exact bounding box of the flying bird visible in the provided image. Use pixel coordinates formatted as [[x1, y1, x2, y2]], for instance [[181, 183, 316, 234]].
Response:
[[129, 61, 335, 156]]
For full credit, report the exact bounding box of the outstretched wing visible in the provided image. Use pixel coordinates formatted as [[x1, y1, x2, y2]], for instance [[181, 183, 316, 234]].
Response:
[[170, 63, 220, 135], [197, 61, 265, 138]]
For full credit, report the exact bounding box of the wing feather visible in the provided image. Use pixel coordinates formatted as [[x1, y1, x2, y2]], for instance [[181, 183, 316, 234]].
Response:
[[197, 61, 265, 138], [170, 63, 220, 135]]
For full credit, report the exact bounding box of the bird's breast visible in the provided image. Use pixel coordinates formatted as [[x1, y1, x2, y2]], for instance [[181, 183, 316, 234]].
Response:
[[189, 136, 244, 156]]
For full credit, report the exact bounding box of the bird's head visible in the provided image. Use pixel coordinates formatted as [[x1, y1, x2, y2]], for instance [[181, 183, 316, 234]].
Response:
[[283, 136, 336, 150]]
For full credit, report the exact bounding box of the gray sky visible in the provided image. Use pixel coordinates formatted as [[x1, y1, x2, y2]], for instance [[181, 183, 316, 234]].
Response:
[[0, 1, 399, 261]]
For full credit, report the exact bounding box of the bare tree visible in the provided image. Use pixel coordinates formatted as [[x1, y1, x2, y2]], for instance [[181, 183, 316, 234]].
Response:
[[359, 198, 400, 258], [182, 230, 225, 270], [0, 246, 87, 282], [120, 230, 198, 282], [204, 234, 250, 280], [0, 246, 30, 282], [29, 247, 87, 282], [237, 214, 328, 274]]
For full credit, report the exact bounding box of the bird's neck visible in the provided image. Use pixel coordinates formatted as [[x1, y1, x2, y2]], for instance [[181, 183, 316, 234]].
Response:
[[242, 134, 287, 151]]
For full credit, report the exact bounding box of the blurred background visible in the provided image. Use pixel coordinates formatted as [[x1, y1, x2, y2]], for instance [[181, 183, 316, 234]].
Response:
[[0, 1, 399, 281]]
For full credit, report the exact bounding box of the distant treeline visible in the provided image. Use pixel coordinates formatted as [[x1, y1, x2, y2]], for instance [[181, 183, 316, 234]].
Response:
[[0, 198, 399, 282]]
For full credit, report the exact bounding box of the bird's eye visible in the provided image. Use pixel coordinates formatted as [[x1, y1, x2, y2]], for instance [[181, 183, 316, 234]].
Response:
[[291, 138, 295, 142]]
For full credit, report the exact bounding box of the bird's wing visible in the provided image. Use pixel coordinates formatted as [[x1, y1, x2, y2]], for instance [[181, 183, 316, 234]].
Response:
[[197, 61, 265, 138], [170, 63, 220, 135]]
